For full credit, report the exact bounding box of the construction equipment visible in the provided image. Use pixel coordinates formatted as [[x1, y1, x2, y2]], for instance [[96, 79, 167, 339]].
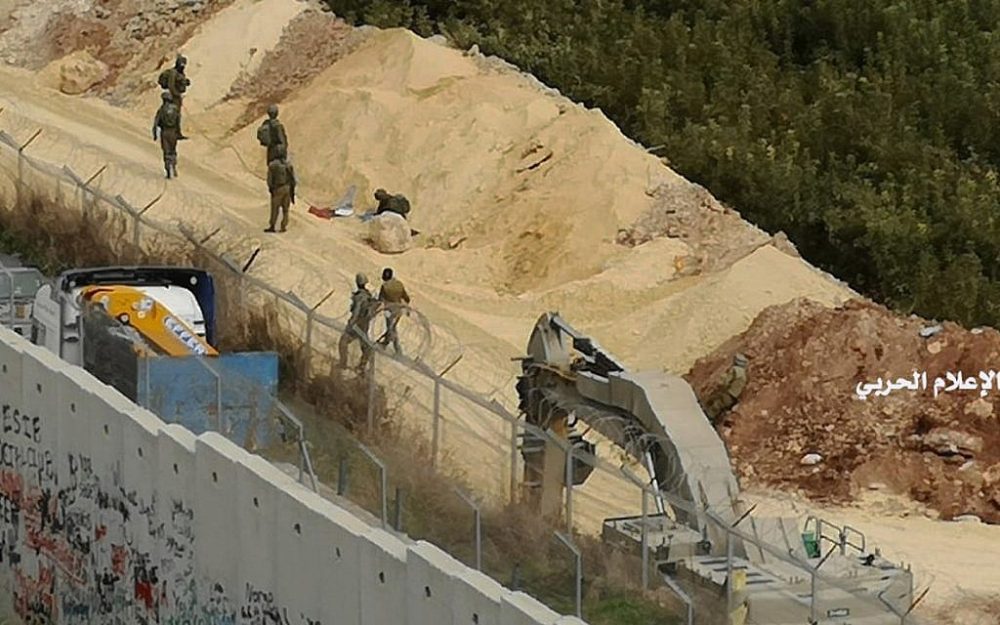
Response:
[[26, 266, 279, 447], [77, 284, 218, 358], [516, 313, 916, 624]]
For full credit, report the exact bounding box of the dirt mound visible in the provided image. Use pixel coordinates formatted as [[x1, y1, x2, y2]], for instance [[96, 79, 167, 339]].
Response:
[[688, 298, 1000, 522], [226, 27, 729, 294], [225, 7, 362, 130]]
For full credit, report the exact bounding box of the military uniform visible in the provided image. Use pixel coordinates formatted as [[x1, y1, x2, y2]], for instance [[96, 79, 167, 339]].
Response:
[[258, 118, 288, 164], [153, 99, 181, 178], [266, 157, 296, 232], [704, 363, 747, 424], [338, 285, 378, 370], [378, 277, 410, 354], [375, 193, 411, 218], [159, 64, 190, 135]]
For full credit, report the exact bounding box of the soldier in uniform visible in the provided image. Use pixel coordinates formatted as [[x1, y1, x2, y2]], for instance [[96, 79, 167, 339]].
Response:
[[257, 104, 288, 166], [703, 353, 749, 424], [265, 144, 296, 233], [152, 92, 181, 179], [377, 267, 410, 354], [158, 54, 191, 138], [373, 188, 411, 219], [337, 273, 378, 371]]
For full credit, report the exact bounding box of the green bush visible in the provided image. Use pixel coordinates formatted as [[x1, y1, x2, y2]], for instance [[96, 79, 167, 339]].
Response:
[[325, 0, 1000, 328]]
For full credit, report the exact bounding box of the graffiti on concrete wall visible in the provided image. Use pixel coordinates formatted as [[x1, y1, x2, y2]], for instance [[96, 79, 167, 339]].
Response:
[[0, 402, 322, 624]]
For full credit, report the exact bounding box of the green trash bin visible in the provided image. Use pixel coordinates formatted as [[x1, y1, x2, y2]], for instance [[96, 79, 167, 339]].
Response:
[[802, 531, 821, 558]]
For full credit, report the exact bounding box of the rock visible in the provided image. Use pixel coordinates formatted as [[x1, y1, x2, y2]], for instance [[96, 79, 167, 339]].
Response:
[[952, 514, 982, 524], [919, 324, 943, 338], [983, 463, 1000, 487], [868, 482, 888, 491], [927, 341, 943, 354], [963, 398, 993, 419], [42, 51, 110, 96], [368, 213, 412, 254], [920, 428, 984, 458], [770, 231, 800, 257], [800, 453, 823, 466]]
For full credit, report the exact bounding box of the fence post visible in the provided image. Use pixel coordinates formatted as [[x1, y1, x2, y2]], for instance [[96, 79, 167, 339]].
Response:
[[337, 457, 349, 497], [393, 487, 405, 532], [509, 419, 518, 504], [641, 486, 649, 590], [564, 442, 574, 534], [455, 488, 483, 571], [554, 531, 582, 619], [432, 377, 441, 467], [726, 525, 734, 616], [303, 289, 335, 381], [358, 443, 387, 528], [366, 353, 377, 434]]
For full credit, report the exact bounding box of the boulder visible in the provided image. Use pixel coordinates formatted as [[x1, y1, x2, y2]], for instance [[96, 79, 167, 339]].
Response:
[[963, 398, 994, 419], [53, 51, 109, 95], [920, 428, 984, 458], [368, 212, 412, 254]]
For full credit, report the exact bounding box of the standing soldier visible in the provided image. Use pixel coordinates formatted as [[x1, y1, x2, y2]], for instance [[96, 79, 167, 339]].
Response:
[[265, 144, 296, 233], [338, 273, 378, 371], [256, 104, 288, 166], [703, 353, 749, 424], [158, 54, 190, 139], [152, 92, 181, 179], [377, 267, 410, 354]]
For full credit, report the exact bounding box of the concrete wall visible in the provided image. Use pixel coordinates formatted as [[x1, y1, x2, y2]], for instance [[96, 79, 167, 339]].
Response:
[[0, 325, 577, 625]]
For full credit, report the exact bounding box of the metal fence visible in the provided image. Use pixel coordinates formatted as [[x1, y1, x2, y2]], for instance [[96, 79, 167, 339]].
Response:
[[0, 103, 934, 624]]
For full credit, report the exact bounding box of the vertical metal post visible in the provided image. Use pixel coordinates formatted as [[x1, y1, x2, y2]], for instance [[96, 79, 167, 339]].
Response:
[[431, 377, 441, 467], [509, 420, 518, 503], [366, 354, 376, 434], [357, 444, 386, 528], [393, 487, 404, 531], [555, 532, 582, 619], [726, 526, 734, 615], [810, 569, 818, 623], [337, 457, 348, 496], [215, 368, 223, 432], [641, 486, 649, 590], [474, 505, 482, 572], [564, 443, 574, 533], [455, 488, 483, 571]]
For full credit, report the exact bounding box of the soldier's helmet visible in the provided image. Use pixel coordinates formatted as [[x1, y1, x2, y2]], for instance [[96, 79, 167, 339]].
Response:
[[382, 267, 393, 281], [374, 188, 389, 200], [176, 54, 187, 67], [267, 104, 279, 118], [161, 91, 172, 102], [355, 273, 368, 288], [733, 353, 749, 367]]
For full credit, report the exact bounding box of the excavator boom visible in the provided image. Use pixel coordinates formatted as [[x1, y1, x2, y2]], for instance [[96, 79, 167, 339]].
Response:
[[80, 285, 218, 357]]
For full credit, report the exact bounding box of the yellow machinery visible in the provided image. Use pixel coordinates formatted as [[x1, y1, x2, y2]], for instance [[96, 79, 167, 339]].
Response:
[[79, 285, 218, 358]]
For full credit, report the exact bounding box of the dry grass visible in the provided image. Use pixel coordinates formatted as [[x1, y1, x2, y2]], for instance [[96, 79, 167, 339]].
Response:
[[0, 187, 680, 624]]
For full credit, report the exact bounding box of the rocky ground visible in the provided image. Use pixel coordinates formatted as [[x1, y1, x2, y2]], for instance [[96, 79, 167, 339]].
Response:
[[688, 298, 1000, 523]]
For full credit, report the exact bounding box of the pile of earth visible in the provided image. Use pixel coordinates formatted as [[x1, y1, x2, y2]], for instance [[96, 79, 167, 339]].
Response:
[[687, 297, 1000, 523]]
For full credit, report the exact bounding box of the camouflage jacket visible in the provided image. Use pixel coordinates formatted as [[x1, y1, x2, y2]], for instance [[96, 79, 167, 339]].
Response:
[[154, 103, 181, 131], [348, 288, 378, 330]]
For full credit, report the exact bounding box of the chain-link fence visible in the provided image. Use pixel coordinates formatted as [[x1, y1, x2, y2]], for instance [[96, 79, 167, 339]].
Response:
[[0, 103, 933, 624]]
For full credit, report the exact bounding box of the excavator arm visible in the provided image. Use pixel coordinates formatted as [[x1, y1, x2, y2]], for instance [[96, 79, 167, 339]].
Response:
[[80, 285, 218, 357], [517, 312, 742, 550]]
